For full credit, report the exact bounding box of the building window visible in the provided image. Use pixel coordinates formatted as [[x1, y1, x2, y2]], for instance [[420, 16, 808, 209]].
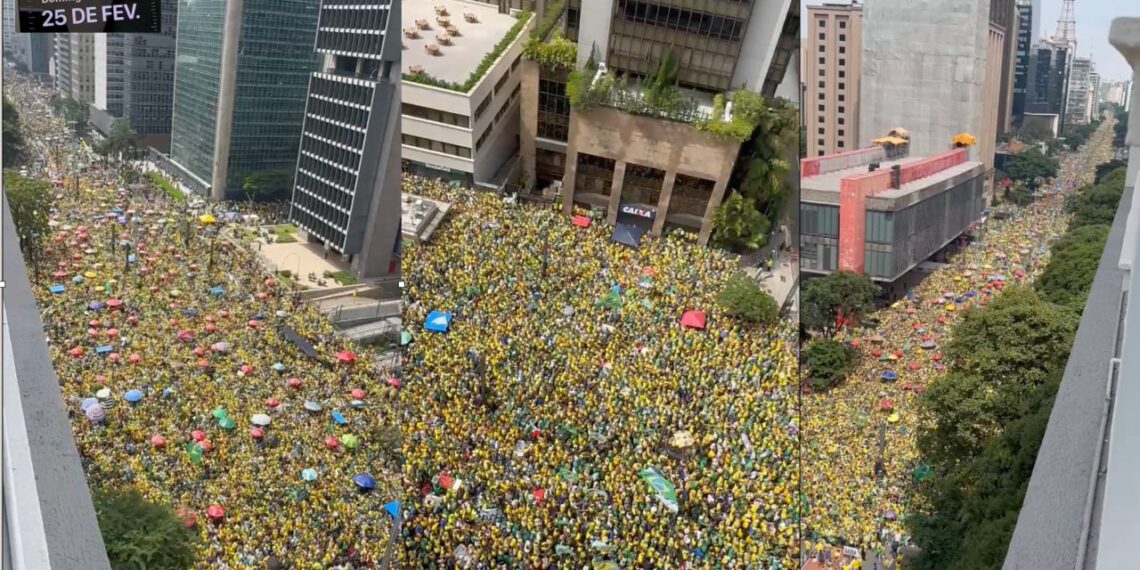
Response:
[[818, 150, 825, 156], [402, 103, 471, 128], [838, 82, 845, 90], [818, 127, 825, 134], [818, 80, 825, 88], [819, 33, 825, 40], [839, 34, 846, 41], [818, 93, 825, 100], [818, 139, 824, 147], [838, 129, 845, 136], [818, 116, 824, 123], [819, 69, 825, 77], [838, 117, 845, 125], [819, 19, 826, 28], [839, 58, 846, 66], [818, 105, 825, 111], [838, 141, 845, 148], [839, 71, 845, 79], [402, 134, 472, 159], [839, 46, 846, 54], [819, 57, 825, 65], [838, 106, 845, 113], [839, 20, 846, 29], [838, 94, 845, 102]]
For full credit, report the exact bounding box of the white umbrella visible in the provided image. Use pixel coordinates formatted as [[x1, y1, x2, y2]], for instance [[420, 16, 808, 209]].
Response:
[[251, 414, 272, 426]]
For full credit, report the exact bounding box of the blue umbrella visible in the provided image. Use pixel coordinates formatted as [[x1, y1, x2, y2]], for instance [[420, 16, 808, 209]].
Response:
[[210, 286, 224, 296], [352, 473, 376, 490], [124, 389, 143, 403], [127, 254, 136, 263], [272, 362, 286, 372], [330, 411, 347, 425], [301, 468, 318, 482], [881, 370, 898, 381], [383, 500, 400, 518], [73, 275, 85, 283], [81, 397, 99, 412], [95, 345, 113, 355], [49, 284, 66, 294], [89, 301, 104, 310], [965, 290, 977, 298]]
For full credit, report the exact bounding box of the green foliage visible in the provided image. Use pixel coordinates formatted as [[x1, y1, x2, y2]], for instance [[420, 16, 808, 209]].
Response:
[[529, 0, 566, 41], [95, 118, 134, 156], [694, 89, 773, 142], [3, 96, 26, 167], [715, 273, 779, 324], [242, 170, 295, 202], [147, 171, 185, 202], [50, 94, 89, 125], [1034, 224, 1109, 309], [1095, 159, 1126, 184], [3, 169, 53, 255], [730, 96, 798, 225], [804, 339, 856, 391], [1063, 120, 1101, 151], [711, 191, 769, 252], [1004, 148, 1058, 190], [800, 271, 879, 335], [402, 11, 532, 93], [522, 34, 577, 70], [93, 488, 197, 570], [330, 270, 359, 286], [1069, 167, 1126, 229]]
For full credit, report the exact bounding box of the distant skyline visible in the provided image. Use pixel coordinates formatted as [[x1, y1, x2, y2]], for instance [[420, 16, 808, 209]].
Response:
[[799, 0, 1133, 81], [1038, 0, 1130, 81]]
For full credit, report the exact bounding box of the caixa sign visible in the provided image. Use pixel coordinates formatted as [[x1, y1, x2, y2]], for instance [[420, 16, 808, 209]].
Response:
[[620, 205, 655, 219]]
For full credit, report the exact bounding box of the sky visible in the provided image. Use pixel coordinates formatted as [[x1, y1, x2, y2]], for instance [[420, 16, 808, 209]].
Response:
[[1039, 0, 1132, 81], [799, 0, 1133, 81]]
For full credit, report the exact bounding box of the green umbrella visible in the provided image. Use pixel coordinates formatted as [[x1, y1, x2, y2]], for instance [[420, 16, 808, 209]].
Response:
[[212, 406, 227, 419], [218, 416, 236, 430], [341, 434, 360, 449], [400, 330, 413, 346]]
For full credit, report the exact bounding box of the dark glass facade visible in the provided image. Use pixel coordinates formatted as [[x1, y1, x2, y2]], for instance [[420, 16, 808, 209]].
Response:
[[1012, 0, 1032, 127], [606, 0, 755, 92], [170, 0, 319, 195], [123, 0, 178, 138], [290, 0, 400, 277]]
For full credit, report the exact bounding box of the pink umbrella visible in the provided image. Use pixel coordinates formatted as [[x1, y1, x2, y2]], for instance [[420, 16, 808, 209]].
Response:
[[108, 353, 120, 362], [351, 388, 365, 399], [191, 430, 206, 442], [89, 319, 102, 327], [150, 434, 166, 448], [105, 328, 120, 337], [247, 320, 260, 329], [106, 299, 123, 308], [128, 353, 142, 363], [176, 330, 194, 342], [324, 436, 340, 449], [266, 397, 281, 408], [336, 351, 357, 363], [250, 427, 264, 439], [206, 505, 224, 522], [387, 377, 401, 388], [287, 377, 302, 389], [240, 364, 253, 374], [127, 315, 139, 325]]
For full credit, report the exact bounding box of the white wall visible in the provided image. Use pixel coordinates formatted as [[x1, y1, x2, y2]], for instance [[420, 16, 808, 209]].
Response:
[[93, 35, 108, 110], [732, 0, 793, 91], [576, 0, 613, 68]]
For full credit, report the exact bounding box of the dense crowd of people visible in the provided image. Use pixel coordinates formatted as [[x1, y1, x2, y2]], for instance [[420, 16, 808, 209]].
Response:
[[800, 121, 1117, 564], [396, 176, 799, 568], [11, 73, 801, 568]]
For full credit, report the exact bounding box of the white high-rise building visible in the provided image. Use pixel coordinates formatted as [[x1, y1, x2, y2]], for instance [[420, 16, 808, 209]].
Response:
[[1064, 56, 1093, 125]]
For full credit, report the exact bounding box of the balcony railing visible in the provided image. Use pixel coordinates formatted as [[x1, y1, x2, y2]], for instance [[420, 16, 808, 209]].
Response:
[[2, 197, 111, 569]]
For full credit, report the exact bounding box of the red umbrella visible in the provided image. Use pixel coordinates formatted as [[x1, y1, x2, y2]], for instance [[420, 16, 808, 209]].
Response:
[[205, 323, 217, 333], [176, 329, 194, 342], [197, 358, 210, 369], [336, 351, 357, 363], [351, 388, 365, 399], [247, 320, 260, 329], [932, 353, 943, 361], [129, 353, 142, 363], [191, 430, 206, 442], [324, 436, 340, 449], [533, 488, 545, 502], [571, 215, 590, 228], [69, 347, 84, 358], [106, 299, 123, 308], [250, 427, 264, 439], [199, 439, 213, 451], [879, 398, 894, 410], [240, 364, 253, 375], [287, 377, 302, 389], [150, 434, 166, 448], [176, 507, 197, 528], [266, 397, 281, 408], [206, 505, 224, 522], [679, 310, 707, 330], [387, 377, 401, 388]]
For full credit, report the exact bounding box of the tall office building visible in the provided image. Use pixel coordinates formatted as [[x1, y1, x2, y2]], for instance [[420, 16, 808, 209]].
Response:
[[860, 0, 997, 190], [1011, 0, 1033, 129], [89, 0, 179, 150], [804, 2, 863, 157], [1024, 38, 1070, 134], [289, 0, 401, 279], [982, 0, 1013, 177], [166, 0, 320, 200], [3, 0, 15, 55], [55, 35, 96, 103], [1065, 56, 1092, 125], [1088, 68, 1100, 117], [994, 0, 1017, 137], [514, 0, 798, 245]]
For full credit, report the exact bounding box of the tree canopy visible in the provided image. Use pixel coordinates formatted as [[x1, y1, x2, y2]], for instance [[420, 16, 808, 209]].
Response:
[[93, 488, 197, 570], [800, 271, 879, 335], [711, 191, 770, 252], [1004, 148, 1058, 190], [715, 273, 780, 325], [804, 338, 856, 391], [1034, 224, 1109, 309], [3, 96, 27, 168], [3, 169, 53, 256], [95, 118, 134, 156]]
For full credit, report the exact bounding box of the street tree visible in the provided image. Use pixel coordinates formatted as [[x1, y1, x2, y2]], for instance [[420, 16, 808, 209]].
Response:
[[715, 273, 780, 325], [800, 271, 879, 335]]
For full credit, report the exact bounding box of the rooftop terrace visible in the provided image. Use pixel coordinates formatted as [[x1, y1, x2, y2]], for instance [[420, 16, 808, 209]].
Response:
[[401, 0, 521, 88]]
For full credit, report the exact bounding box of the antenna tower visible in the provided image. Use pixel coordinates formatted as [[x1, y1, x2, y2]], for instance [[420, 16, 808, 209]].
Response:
[[1054, 0, 1077, 47]]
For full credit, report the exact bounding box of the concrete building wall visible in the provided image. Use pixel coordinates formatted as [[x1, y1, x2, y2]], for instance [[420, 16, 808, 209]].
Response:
[[575, 0, 613, 68], [732, 0, 794, 91], [860, 0, 989, 160], [982, 24, 1005, 185], [562, 106, 741, 244], [805, 3, 862, 157]]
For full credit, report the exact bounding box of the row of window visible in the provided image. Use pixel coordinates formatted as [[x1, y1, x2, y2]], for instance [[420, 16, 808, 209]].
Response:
[[298, 151, 358, 197], [618, 1, 747, 43], [402, 134, 472, 159], [296, 166, 354, 211], [309, 75, 373, 107], [476, 82, 521, 152], [303, 111, 367, 154], [318, 6, 388, 32], [402, 102, 470, 128], [307, 95, 371, 129], [300, 132, 362, 173]]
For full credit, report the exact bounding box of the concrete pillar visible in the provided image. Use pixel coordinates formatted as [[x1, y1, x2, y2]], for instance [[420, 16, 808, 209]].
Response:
[[652, 170, 677, 237], [210, 0, 245, 201], [519, 60, 540, 191], [607, 160, 626, 225], [561, 113, 580, 217], [697, 156, 737, 245], [1110, 19, 1140, 192]]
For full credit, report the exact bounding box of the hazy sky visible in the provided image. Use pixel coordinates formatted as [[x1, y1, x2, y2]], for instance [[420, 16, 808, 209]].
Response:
[[799, 0, 1133, 81], [1038, 0, 1132, 81]]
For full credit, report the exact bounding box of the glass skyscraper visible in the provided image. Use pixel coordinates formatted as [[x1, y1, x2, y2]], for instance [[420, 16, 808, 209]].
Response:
[[169, 0, 319, 199]]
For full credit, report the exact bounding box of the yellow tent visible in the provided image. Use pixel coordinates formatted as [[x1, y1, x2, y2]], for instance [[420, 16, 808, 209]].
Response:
[[872, 136, 908, 146], [198, 213, 217, 224], [953, 133, 977, 147]]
